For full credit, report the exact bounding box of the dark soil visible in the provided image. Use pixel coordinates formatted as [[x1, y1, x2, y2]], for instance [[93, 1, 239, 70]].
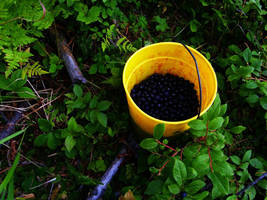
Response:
[[130, 73, 199, 121]]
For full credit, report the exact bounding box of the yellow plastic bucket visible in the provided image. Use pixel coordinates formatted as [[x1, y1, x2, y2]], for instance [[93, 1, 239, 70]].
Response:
[[123, 42, 217, 137]]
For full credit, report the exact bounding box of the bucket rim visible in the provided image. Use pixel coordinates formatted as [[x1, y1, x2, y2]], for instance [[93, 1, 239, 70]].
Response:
[[122, 42, 218, 125]]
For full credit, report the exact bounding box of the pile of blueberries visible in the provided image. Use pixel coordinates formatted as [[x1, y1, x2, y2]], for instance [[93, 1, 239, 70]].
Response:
[[130, 73, 199, 121]]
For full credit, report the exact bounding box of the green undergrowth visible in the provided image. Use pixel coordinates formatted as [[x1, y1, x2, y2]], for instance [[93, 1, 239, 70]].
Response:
[[0, 0, 266, 199]]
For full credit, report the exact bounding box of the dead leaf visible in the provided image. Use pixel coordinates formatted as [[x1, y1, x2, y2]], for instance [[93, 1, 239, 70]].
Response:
[[118, 190, 135, 200]]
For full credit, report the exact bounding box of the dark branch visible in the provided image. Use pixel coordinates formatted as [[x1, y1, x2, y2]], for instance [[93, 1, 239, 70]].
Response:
[[0, 110, 23, 147], [87, 147, 127, 200], [51, 27, 88, 84]]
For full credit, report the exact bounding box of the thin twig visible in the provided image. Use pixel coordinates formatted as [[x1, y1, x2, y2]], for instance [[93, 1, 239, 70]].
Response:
[[2, 143, 44, 169], [27, 79, 48, 120], [30, 178, 57, 190], [0, 105, 26, 112], [19, 92, 64, 121], [173, 25, 188, 38], [158, 151, 178, 176], [0, 99, 29, 104], [156, 140, 177, 152], [26, 101, 42, 119], [208, 147, 214, 173], [0, 17, 21, 25], [48, 182, 55, 200]]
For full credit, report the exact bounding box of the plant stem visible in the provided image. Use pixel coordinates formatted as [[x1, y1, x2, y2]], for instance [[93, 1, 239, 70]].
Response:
[[208, 147, 214, 173], [156, 140, 177, 152]]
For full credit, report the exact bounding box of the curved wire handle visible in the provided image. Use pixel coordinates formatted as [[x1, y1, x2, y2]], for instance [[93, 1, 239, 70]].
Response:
[[181, 43, 202, 118]]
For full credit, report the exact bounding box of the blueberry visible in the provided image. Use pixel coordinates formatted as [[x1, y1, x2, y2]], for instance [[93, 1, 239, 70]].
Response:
[[181, 192, 187, 198], [130, 72, 199, 121]]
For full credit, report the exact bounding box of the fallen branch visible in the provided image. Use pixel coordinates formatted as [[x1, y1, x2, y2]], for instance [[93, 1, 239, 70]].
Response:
[[0, 110, 23, 147], [87, 147, 127, 200], [236, 172, 267, 196], [51, 27, 88, 84]]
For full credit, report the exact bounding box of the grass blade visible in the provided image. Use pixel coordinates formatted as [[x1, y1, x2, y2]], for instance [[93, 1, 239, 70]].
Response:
[[7, 177, 14, 200], [0, 152, 20, 193], [0, 129, 26, 145]]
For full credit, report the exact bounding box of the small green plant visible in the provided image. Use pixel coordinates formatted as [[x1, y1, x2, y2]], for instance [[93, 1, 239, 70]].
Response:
[[101, 24, 137, 53], [34, 84, 113, 158], [139, 95, 267, 199], [0, 69, 36, 100], [21, 61, 49, 79]]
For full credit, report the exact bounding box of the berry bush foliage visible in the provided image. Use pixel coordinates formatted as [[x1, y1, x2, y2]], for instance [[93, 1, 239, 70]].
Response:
[[0, 0, 266, 199]]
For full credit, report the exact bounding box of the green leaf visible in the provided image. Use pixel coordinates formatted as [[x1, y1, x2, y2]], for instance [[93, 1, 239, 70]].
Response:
[[173, 158, 187, 186], [208, 172, 229, 198], [168, 184, 180, 194], [185, 180, 205, 194], [226, 195, 238, 200], [200, 0, 208, 6], [97, 100, 112, 111], [230, 126, 246, 134], [92, 160, 107, 172], [38, 119, 52, 132], [73, 84, 83, 97], [191, 191, 209, 200], [244, 186, 256, 200], [246, 94, 259, 104], [47, 133, 57, 150], [223, 116, 229, 128], [260, 97, 267, 110], [16, 87, 36, 98], [0, 75, 12, 90], [97, 112, 107, 127], [153, 123, 165, 139], [229, 55, 241, 63], [258, 179, 267, 190], [244, 81, 258, 89], [238, 66, 254, 76], [207, 95, 221, 119], [9, 70, 27, 90], [240, 162, 249, 170], [68, 117, 78, 131], [213, 160, 234, 177], [188, 119, 206, 130], [189, 19, 199, 32], [187, 167, 198, 179], [242, 48, 252, 63], [208, 117, 224, 130], [144, 180, 163, 195], [242, 150, 252, 162], [86, 6, 101, 24], [89, 110, 97, 123], [89, 64, 98, 74], [65, 136, 76, 152], [140, 138, 158, 150], [219, 104, 227, 116], [84, 92, 91, 103], [192, 154, 210, 175], [34, 134, 47, 147], [249, 158, 263, 169], [230, 155, 241, 165], [228, 44, 241, 54], [190, 129, 206, 137], [154, 16, 169, 32], [90, 96, 98, 109]]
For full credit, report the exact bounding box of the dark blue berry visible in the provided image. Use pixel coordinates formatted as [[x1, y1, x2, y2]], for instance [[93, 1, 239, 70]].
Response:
[[130, 73, 199, 121]]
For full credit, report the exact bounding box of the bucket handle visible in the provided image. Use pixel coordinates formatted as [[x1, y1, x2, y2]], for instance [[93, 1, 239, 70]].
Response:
[[181, 43, 202, 119]]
